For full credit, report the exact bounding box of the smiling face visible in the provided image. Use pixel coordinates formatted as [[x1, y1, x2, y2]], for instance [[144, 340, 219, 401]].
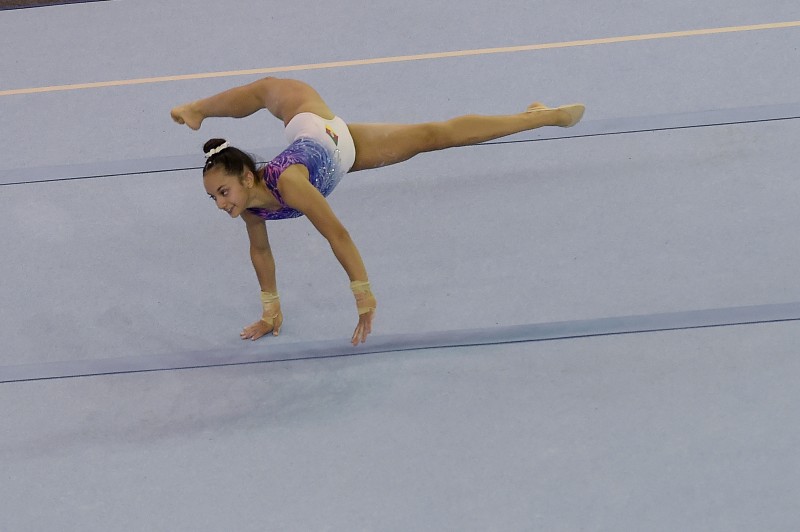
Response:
[[203, 167, 255, 218]]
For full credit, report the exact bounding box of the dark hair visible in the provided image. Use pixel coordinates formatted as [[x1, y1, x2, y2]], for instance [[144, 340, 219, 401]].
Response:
[[202, 138, 260, 182]]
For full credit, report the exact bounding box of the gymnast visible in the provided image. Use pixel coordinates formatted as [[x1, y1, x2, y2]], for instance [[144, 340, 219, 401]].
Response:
[[170, 77, 584, 346]]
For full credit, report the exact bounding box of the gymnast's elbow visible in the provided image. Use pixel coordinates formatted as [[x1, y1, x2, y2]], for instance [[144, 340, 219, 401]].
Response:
[[249, 240, 273, 257], [326, 227, 353, 247]]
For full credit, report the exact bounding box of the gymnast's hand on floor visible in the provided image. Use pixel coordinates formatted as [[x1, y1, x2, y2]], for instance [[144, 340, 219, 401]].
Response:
[[170, 103, 204, 130], [241, 312, 283, 340], [352, 308, 375, 346], [351, 281, 377, 345], [242, 312, 283, 341], [241, 291, 283, 340]]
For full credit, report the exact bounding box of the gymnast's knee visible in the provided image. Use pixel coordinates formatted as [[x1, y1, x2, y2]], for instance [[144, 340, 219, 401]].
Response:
[[417, 122, 451, 152]]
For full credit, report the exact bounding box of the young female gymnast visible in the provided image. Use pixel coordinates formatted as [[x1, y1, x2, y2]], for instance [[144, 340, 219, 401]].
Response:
[[170, 77, 584, 346]]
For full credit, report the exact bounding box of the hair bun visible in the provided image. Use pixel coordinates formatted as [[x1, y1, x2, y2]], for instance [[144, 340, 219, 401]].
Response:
[[203, 138, 228, 154], [203, 138, 230, 159]]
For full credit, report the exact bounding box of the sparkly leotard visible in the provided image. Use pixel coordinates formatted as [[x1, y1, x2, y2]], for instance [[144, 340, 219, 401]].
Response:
[[247, 138, 341, 220], [247, 113, 355, 221]]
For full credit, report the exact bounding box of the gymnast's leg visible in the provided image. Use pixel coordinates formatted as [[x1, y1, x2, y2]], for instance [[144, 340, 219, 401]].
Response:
[[347, 102, 584, 172], [170, 77, 336, 129]]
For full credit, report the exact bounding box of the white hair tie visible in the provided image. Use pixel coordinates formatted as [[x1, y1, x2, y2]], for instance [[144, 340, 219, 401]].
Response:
[[204, 141, 230, 159]]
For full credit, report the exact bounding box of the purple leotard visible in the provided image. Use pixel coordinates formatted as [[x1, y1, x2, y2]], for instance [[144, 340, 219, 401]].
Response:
[[247, 138, 343, 220]]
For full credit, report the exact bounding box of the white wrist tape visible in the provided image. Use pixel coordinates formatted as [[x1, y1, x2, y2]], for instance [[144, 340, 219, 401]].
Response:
[[350, 281, 376, 315], [260, 291, 281, 322]]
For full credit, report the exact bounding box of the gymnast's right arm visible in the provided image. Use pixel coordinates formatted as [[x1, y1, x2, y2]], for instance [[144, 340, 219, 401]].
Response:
[[240, 210, 283, 341]]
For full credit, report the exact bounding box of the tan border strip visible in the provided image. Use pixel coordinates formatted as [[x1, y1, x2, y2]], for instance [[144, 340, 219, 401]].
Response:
[[2, 20, 799, 97]]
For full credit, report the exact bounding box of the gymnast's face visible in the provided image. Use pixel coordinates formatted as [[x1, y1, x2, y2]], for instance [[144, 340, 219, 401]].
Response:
[[203, 167, 254, 218]]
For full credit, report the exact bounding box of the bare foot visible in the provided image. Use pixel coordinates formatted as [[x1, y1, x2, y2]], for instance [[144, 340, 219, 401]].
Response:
[[525, 102, 584, 127], [170, 103, 205, 130], [555, 104, 585, 127]]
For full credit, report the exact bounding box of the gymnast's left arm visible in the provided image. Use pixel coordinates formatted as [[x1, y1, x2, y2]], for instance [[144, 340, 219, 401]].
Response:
[[278, 165, 377, 345]]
